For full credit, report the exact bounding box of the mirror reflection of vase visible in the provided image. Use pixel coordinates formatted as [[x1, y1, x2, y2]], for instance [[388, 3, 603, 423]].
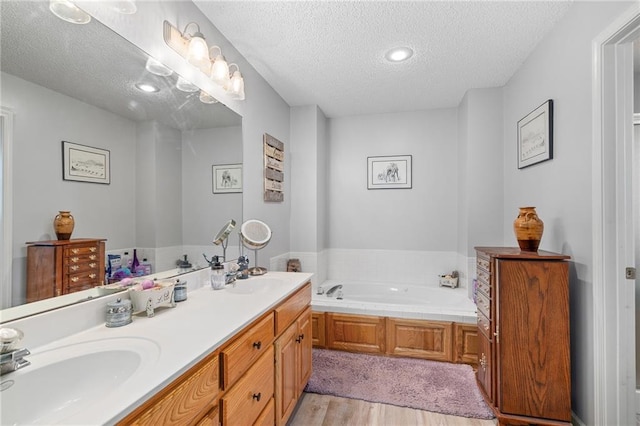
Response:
[[54, 210, 75, 240], [513, 206, 544, 252]]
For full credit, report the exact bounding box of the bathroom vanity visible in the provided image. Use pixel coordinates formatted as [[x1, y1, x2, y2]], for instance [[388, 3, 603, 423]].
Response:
[[0, 271, 312, 425]]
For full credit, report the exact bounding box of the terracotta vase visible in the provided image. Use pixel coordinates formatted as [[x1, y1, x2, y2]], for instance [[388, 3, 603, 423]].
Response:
[[54, 210, 75, 240], [513, 207, 544, 252]]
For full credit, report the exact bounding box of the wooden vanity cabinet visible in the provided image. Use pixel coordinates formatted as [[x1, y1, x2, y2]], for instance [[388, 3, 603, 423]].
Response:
[[475, 247, 571, 426], [119, 281, 312, 426], [26, 238, 106, 302]]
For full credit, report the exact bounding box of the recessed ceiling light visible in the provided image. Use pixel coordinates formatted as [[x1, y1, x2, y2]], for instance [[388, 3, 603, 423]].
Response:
[[385, 47, 414, 62], [135, 83, 159, 93]]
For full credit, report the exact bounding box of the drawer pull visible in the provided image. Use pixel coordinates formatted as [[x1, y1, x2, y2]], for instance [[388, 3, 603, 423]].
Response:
[[70, 265, 79, 271], [71, 248, 80, 254], [89, 273, 97, 279], [89, 247, 97, 252], [89, 255, 97, 260], [70, 257, 79, 263], [71, 277, 79, 283], [252, 341, 262, 350], [484, 324, 489, 331], [252, 392, 261, 402], [89, 263, 97, 268]]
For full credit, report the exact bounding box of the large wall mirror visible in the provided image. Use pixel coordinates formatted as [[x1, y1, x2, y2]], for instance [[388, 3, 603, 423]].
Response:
[[0, 1, 243, 319]]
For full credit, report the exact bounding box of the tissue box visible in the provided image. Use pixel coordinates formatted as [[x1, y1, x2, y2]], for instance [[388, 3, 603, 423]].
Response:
[[438, 275, 459, 288], [128, 280, 176, 317]]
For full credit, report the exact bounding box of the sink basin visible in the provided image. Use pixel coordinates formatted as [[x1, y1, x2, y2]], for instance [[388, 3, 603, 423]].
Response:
[[0, 337, 160, 425]]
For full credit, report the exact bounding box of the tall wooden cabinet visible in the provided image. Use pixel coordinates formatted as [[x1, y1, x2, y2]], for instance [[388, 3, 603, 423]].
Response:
[[26, 238, 106, 303], [475, 247, 571, 426]]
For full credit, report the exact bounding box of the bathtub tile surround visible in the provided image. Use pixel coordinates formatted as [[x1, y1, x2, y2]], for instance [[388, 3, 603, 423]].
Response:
[[269, 250, 328, 285]]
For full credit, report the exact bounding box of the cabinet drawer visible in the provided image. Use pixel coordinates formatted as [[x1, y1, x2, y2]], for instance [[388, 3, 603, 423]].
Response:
[[476, 290, 491, 319], [221, 313, 274, 389], [476, 255, 490, 273], [221, 346, 274, 425], [64, 244, 101, 256], [253, 398, 274, 426], [129, 354, 219, 425], [477, 311, 491, 339], [275, 282, 311, 334], [476, 269, 490, 297], [65, 261, 100, 274]]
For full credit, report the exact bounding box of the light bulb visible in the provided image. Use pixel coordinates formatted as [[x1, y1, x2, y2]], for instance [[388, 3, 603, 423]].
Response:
[[176, 76, 199, 93], [187, 35, 210, 72], [199, 91, 218, 104], [49, 0, 91, 24], [145, 57, 173, 77], [227, 70, 245, 100], [210, 55, 230, 87]]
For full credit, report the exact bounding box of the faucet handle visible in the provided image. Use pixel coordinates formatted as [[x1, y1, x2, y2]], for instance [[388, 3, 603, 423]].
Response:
[[316, 287, 325, 295]]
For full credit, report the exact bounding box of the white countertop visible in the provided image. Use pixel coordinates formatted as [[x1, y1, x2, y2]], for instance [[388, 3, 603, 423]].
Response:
[[1, 271, 313, 425]]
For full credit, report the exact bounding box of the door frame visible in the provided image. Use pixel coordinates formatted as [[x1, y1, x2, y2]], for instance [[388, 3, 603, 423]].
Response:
[[1, 107, 13, 309], [592, 3, 640, 424]]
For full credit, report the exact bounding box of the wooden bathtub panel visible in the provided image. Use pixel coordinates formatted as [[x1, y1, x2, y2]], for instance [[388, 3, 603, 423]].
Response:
[[326, 313, 385, 354], [386, 318, 453, 362]]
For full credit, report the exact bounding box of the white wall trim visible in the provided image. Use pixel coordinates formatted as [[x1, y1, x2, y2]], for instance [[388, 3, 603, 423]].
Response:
[[1, 107, 14, 309], [592, 3, 640, 424]]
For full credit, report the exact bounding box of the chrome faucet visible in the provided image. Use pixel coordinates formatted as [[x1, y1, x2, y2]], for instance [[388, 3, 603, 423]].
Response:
[[0, 348, 30, 376], [326, 284, 343, 297]]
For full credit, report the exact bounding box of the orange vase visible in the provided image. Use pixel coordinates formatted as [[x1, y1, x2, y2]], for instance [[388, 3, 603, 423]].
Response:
[[54, 210, 75, 240], [513, 207, 544, 252]]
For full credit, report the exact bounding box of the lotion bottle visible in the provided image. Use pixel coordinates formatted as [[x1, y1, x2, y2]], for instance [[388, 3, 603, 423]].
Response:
[[210, 256, 225, 290]]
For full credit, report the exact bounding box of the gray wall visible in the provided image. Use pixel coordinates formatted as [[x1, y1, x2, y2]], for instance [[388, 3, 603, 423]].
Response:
[[182, 125, 243, 248], [327, 109, 458, 250], [501, 2, 632, 423]]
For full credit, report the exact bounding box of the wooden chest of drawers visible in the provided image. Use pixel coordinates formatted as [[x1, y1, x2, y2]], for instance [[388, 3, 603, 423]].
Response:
[[26, 238, 106, 302]]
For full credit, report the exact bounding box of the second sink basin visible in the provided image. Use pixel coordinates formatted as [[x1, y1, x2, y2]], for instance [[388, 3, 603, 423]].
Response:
[[0, 337, 160, 425]]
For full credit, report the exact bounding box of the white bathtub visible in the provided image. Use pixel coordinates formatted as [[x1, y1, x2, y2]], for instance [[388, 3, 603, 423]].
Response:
[[312, 280, 477, 324]]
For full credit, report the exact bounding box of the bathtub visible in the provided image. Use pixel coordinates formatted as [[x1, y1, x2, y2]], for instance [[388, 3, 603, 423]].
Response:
[[312, 280, 477, 324]]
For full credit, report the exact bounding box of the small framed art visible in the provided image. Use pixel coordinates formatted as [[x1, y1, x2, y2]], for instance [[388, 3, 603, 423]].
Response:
[[212, 163, 243, 193], [62, 141, 110, 184], [518, 99, 553, 169], [367, 155, 412, 189]]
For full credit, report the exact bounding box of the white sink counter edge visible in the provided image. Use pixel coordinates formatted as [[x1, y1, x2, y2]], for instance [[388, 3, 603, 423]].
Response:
[[3, 271, 313, 425]]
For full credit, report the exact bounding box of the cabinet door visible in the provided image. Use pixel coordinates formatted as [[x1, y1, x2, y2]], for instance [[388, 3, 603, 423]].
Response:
[[297, 308, 312, 393], [476, 332, 492, 403], [496, 259, 571, 421], [275, 322, 298, 425]]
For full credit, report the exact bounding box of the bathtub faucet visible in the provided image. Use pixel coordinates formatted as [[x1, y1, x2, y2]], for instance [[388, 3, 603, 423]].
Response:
[[326, 284, 343, 297]]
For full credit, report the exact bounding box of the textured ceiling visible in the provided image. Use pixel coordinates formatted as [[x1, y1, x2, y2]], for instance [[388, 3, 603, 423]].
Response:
[[195, 0, 573, 118], [1, 1, 240, 130]]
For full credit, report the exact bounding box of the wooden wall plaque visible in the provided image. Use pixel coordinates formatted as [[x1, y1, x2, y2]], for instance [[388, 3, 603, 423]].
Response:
[[264, 133, 284, 202]]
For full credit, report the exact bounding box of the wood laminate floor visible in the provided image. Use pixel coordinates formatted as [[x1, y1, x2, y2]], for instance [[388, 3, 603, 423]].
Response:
[[288, 393, 498, 426]]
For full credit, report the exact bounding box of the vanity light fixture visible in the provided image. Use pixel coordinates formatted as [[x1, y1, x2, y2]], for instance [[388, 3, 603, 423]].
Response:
[[134, 82, 159, 93], [49, 0, 91, 24], [176, 76, 199, 93], [182, 22, 210, 72], [226, 63, 245, 101], [145, 57, 173, 77], [199, 91, 219, 104], [385, 46, 414, 62], [209, 46, 230, 87]]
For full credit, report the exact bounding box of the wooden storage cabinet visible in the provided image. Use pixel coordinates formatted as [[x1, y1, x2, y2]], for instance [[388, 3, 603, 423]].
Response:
[[475, 247, 571, 425], [275, 307, 312, 425], [26, 238, 106, 302]]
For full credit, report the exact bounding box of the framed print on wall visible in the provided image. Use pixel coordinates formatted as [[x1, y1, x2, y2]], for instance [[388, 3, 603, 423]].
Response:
[[367, 155, 412, 189], [517, 99, 553, 169], [62, 141, 110, 184], [212, 163, 243, 193]]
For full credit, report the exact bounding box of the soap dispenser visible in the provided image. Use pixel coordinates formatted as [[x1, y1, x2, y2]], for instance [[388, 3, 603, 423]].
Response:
[[210, 256, 226, 290]]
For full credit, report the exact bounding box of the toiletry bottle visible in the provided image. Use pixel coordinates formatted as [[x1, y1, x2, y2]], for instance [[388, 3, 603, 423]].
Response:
[[141, 258, 152, 275], [210, 256, 226, 290], [174, 278, 187, 302], [122, 251, 131, 269], [132, 249, 141, 275]]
